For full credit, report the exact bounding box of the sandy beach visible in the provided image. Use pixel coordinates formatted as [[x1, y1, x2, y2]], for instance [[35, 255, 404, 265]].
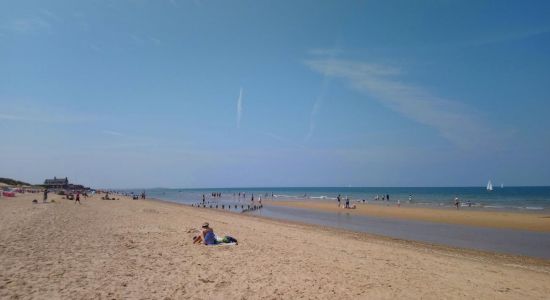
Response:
[[268, 200, 550, 232], [1, 193, 550, 299]]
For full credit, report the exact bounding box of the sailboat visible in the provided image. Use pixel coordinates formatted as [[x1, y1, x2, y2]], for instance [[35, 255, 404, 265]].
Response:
[[487, 180, 493, 191]]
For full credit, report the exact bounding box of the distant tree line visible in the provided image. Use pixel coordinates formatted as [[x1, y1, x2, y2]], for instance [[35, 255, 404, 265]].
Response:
[[0, 177, 31, 186]]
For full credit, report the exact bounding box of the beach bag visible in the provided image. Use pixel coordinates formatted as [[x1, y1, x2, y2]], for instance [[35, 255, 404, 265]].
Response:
[[221, 236, 238, 243]]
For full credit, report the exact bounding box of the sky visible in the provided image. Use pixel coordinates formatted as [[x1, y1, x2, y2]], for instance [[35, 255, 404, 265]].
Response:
[[1, 0, 550, 188]]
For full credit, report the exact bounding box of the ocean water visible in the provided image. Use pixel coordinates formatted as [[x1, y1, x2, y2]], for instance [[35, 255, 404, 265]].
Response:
[[126, 186, 550, 212]]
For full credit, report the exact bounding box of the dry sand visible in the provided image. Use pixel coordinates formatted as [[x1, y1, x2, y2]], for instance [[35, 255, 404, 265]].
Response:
[[269, 200, 550, 232], [1, 193, 550, 299]]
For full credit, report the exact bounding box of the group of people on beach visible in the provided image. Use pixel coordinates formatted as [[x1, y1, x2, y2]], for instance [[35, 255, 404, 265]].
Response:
[[454, 197, 473, 209], [41, 189, 82, 204], [337, 194, 356, 209]]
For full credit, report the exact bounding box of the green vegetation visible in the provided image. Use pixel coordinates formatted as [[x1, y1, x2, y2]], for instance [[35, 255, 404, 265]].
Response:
[[0, 177, 31, 186]]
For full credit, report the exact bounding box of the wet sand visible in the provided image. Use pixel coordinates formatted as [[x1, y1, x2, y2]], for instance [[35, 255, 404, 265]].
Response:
[[268, 200, 550, 232], [1, 193, 550, 299]]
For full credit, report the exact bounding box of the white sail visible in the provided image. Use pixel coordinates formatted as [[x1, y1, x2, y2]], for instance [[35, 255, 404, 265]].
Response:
[[487, 180, 493, 191]]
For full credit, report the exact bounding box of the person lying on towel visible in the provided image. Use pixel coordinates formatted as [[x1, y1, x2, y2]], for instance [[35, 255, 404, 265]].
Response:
[[193, 222, 238, 245]]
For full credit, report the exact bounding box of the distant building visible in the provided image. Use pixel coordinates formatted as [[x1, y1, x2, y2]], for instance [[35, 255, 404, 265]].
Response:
[[44, 177, 69, 189]]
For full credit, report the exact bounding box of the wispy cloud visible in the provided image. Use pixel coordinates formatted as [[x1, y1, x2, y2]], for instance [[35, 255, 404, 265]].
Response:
[[308, 48, 344, 57], [4, 16, 52, 34], [305, 47, 341, 143], [0, 113, 92, 123], [102, 130, 124, 137], [236, 87, 243, 129], [0, 114, 29, 121], [305, 58, 494, 149], [129, 33, 162, 47], [150, 37, 161, 46], [39, 9, 60, 22], [305, 76, 328, 142], [464, 27, 550, 47]]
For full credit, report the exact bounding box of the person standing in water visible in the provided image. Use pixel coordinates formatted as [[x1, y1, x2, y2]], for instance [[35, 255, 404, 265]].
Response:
[[454, 197, 460, 210]]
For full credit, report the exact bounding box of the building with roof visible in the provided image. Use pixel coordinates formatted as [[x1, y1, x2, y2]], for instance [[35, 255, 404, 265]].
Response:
[[44, 177, 69, 189]]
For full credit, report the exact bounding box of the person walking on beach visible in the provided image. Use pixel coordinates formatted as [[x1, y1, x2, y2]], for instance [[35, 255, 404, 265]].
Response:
[[75, 191, 81, 204], [345, 196, 350, 208], [337, 194, 341, 207], [251, 194, 254, 203], [454, 197, 460, 210], [43, 189, 48, 203], [202, 194, 205, 205]]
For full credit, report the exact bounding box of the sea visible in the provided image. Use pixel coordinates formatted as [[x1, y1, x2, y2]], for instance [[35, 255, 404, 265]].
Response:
[[126, 186, 550, 212]]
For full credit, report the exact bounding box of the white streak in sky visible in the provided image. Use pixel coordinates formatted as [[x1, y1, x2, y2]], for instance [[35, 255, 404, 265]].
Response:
[[5, 17, 52, 34], [305, 58, 494, 149], [103, 130, 124, 137], [0, 113, 92, 123], [305, 76, 329, 142], [305, 47, 342, 143], [237, 87, 243, 129]]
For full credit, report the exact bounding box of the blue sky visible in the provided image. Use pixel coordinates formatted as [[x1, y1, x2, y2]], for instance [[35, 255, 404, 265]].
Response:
[[1, 0, 549, 188]]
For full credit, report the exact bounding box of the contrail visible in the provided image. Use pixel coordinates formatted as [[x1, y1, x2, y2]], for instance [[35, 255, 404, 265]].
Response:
[[305, 75, 329, 142], [237, 87, 243, 128]]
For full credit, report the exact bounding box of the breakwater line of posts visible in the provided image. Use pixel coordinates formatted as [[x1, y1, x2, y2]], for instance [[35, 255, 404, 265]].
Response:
[[191, 201, 263, 213]]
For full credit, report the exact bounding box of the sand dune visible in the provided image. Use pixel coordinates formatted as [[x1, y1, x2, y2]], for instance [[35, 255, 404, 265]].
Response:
[[1, 193, 549, 299]]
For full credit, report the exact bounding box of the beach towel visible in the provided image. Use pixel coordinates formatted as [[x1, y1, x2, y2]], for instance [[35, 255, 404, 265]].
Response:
[[212, 235, 238, 246]]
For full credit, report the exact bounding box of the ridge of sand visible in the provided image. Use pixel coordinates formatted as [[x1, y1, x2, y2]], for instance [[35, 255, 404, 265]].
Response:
[[267, 200, 550, 232], [1, 194, 550, 299]]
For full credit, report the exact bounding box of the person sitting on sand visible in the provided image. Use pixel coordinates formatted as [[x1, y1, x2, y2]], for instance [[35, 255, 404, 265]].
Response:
[[193, 222, 218, 245], [193, 222, 238, 245]]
